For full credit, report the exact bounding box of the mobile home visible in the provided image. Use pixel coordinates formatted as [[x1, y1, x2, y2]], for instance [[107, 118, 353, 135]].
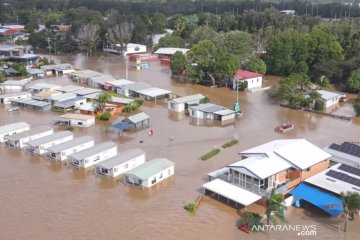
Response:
[[54, 113, 95, 128], [67, 142, 117, 168], [45, 136, 95, 161], [95, 148, 146, 178], [123, 158, 175, 188], [4, 126, 53, 148], [0, 92, 31, 104], [24, 131, 74, 154], [0, 122, 30, 142], [168, 94, 205, 112]]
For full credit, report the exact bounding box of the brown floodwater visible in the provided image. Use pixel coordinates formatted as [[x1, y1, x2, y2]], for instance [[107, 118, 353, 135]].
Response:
[[0, 53, 359, 240]]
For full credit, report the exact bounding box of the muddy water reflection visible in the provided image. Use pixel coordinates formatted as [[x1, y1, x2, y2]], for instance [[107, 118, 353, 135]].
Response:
[[0, 53, 359, 240]]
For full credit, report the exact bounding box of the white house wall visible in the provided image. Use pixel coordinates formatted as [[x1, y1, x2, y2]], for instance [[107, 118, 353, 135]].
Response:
[[1, 94, 31, 104], [168, 102, 184, 112], [68, 118, 95, 127], [143, 165, 175, 188], [221, 114, 235, 121], [232, 77, 262, 90], [71, 146, 117, 168], [111, 154, 146, 177], [27, 135, 74, 155], [47, 140, 95, 161], [0, 126, 30, 142], [7, 129, 54, 148], [189, 110, 213, 120], [324, 98, 340, 108]]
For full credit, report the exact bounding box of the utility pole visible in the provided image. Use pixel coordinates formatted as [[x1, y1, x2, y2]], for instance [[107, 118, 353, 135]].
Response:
[[47, 37, 51, 62]]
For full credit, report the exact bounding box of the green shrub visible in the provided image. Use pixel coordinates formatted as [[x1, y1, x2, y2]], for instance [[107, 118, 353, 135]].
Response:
[[200, 148, 220, 161], [122, 103, 141, 113], [236, 212, 263, 232], [314, 100, 325, 111], [237, 81, 248, 91], [184, 202, 197, 213], [222, 139, 239, 148], [98, 112, 111, 121], [134, 98, 144, 106], [200, 96, 210, 104], [354, 98, 360, 117]]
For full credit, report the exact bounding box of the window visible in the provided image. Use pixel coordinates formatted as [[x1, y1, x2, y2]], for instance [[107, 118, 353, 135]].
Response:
[[159, 173, 163, 179], [78, 122, 83, 125], [124, 163, 129, 169], [168, 169, 171, 175], [304, 168, 310, 172], [151, 177, 156, 184], [257, 78, 259, 82], [101, 168, 108, 174], [113, 168, 118, 172], [192, 110, 195, 116]]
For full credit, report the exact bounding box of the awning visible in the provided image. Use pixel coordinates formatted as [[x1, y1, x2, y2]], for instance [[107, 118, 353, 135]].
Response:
[[203, 179, 261, 206], [290, 183, 343, 217], [102, 83, 112, 87]]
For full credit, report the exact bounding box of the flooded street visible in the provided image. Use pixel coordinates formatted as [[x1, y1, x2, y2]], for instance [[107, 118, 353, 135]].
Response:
[[0, 53, 359, 240]]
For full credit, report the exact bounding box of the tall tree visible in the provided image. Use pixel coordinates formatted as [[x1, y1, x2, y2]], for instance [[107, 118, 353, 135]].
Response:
[[155, 34, 185, 50], [74, 23, 101, 55], [265, 189, 286, 225], [107, 21, 135, 53], [170, 51, 186, 75], [341, 192, 360, 232]]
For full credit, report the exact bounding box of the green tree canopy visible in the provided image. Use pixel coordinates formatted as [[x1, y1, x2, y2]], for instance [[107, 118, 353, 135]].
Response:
[[190, 26, 218, 45], [346, 69, 360, 93], [277, 73, 311, 106], [354, 98, 360, 117], [265, 189, 286, 225], [156, 34, 185, 50], [170, 51, 187, 75], [244, 57, 267, 74]]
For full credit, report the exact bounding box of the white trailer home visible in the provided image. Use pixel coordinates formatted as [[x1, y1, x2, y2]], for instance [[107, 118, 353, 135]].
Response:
[[0, 122, 30, 142], [24, 131, 74, 155], [67, 142, 117, 168], [168, 94, 205, 112], [54, 113, 95, 128], [45, 136, 95, 161], [4, 126, 54, 148], [95, 148, 146, 178], [123, 158, 175, 189], [0, 92, 31, 104]]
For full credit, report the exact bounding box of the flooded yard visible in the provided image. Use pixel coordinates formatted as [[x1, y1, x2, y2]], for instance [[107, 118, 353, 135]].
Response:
[[0, 53, 359, 240]]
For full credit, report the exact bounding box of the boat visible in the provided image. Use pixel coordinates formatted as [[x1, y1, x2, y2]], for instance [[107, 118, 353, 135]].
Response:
[[275, 123, 294, 133], [7, 107, 20, 112]]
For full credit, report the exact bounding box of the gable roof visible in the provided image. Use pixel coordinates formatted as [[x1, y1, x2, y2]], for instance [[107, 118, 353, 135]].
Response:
[[69, 142, 117, 160], [124, 158, 174, 180], [317, 90, 342, 101], [95, 148, 145, 169], [240, 139, 331, 170], [189, 103, 227, 113], [127, 112, 150, 124], [0, 122, 30, 135], [234, 70, 262, 80], [171, 94, 205, 104]]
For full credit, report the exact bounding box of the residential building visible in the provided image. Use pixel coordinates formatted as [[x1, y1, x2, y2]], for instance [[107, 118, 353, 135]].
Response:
[[136, 87, 172, 100], [95, 148, 146, 178], [123, 112, 150, 129], [123, 158, 175, 188], [154, 48, 189, 57], [188, 103, 235, 122], [0, 92, 31, 104], [0, 78, 30, 92], [168, 94, 205, 112], [53, 113, 95, 128], [52, 97, 86, 112], [0, 122, 30, 142], [233, 70, 262, 90], [45, 136, 95, 161], [4, 126, 53, 148], [29, 83, 61, 94], [11, 98, 52, 111], [317, 90, 343, 108], [324, 142, 360, 167], [67, 142, 117, 168]]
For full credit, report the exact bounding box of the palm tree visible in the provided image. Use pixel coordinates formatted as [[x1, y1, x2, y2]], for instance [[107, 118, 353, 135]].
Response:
[[340, 192, 360, 232], [97, 93, 112, 111], [265, 189, 287, 225]]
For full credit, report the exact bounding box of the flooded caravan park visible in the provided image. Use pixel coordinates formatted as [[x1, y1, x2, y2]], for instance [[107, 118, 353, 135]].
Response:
[[0, 53, 360, 240]]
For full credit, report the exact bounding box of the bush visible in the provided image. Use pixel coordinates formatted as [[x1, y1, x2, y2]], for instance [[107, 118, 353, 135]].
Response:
[[354, 98, 360, 117], [184, 202, 197, 213], [199, 96, 210, 104], [200, 148, 220, 161], [122, 103, 141, 113], [236, 212, 263, 232], [317, 76, 330, 88], [134, 98, 144, 106], [222, 139, 239, 148], [237, 81, 248, 91], [98, 112, 111, 121], [314, 100, 325, 111]]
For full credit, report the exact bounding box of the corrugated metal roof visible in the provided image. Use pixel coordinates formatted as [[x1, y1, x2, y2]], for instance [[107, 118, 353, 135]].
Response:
[[26, 131, 73, 147], [57, 113, 94, 121], [0, 91, 31, 99], [124, 82, 152, 91], [136, 87, 171, 97], [29, 83, 61, 90], [0, 122, 30, 135], [106, 79, 134, 87], [0, 79, 30, 86], [72, 88, 102, 96], [127, 112, 149, 124], [57, 85, 84, 93], [111, 96, 134, 104], [189, 103, 226, 113], [89, 75, 116, 84], [50, 93, 77, 101], [96, 148, 145, 169], [213, 109, 235, 116], [69, 142, 117, 160], [46, 136, 94, 153], [5, 126, 53, 141], [124, 158, 174, 180], [171, 94, 205, 104], [154, 48, 189, 55], [11, 98, 51, 107], [27, 68, 44, 74], [69, 70, 103, 78], [317, 90, 342, 101], [53, 97, 85, 108]]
